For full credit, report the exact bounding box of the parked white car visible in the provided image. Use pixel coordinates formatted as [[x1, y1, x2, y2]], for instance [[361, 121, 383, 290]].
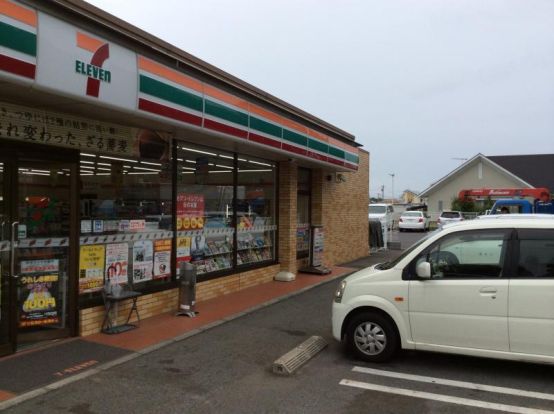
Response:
[[332, 218, 554, 364], [437, 210, 463, 228], [368, 204, 394, 230], [398, 211, 429, 232]]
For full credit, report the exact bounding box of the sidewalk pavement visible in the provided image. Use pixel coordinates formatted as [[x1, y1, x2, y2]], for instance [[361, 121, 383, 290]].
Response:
[[0, 252, 401, 410]]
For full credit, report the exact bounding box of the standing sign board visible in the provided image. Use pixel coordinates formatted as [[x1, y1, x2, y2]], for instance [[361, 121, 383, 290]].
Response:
[[299, 225, 331, 275], [311, 226, 324, 267]]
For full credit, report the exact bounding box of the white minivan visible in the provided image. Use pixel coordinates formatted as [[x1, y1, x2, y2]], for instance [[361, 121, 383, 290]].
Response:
[[332, 218, 554, 364]]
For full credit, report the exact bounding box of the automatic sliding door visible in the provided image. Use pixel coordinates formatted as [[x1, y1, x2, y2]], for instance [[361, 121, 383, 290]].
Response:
[[15, 159, 73, 343], [0, 156, 15, 355]]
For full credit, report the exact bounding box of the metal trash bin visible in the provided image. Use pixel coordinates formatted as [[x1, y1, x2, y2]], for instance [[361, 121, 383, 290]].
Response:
[[176, 262, 198, 317]]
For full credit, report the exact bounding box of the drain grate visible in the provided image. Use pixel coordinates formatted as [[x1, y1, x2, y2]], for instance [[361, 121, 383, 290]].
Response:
[[272, 336, 328, 375]]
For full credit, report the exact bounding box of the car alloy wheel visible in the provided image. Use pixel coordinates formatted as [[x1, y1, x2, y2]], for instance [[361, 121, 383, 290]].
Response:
[[354, 322, 387, 356], [346, 312, 399, 362]]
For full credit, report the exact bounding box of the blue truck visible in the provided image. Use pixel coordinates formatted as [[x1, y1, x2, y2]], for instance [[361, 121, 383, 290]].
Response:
[[490, 198, 554, 215]]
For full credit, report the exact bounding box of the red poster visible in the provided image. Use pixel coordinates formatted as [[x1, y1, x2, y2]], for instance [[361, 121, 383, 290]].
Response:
[[176, 194, 205, 230]]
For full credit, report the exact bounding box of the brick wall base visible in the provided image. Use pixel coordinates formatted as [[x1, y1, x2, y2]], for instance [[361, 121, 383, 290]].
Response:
[[79, 264, 280, 336]]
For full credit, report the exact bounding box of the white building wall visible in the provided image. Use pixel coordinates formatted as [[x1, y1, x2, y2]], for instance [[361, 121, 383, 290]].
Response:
[[426, 161, 525, 215]]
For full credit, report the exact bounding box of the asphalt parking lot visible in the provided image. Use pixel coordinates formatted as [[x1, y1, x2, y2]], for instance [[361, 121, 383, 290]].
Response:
[[8, 233, 554, 414]]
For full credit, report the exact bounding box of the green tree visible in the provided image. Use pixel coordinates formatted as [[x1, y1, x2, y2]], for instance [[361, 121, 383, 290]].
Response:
[[451, 197, 477, 212]]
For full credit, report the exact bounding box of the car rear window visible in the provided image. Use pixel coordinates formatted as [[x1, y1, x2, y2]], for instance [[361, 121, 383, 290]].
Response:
[[441, 212, 461, 218], [369, 206, 387, 214], [403, 212, 422, 217]]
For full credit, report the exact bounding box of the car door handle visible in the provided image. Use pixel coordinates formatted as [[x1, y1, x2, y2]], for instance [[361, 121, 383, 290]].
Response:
[[479, 287, 497, 298]]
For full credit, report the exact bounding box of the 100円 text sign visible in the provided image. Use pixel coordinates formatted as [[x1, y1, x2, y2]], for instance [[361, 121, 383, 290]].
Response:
[[0, 101, 135, 156]]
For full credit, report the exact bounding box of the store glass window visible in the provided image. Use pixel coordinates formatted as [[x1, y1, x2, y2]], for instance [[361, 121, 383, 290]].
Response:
[[79, 130, 173, 298], [176, 144, 234, 276], [236, 156, 277, 267], [297, 168, 311, 258]]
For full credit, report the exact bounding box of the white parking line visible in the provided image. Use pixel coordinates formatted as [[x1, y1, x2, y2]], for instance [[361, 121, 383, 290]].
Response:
[[352, 366, 554, 402], [340, 379, 554, 414]]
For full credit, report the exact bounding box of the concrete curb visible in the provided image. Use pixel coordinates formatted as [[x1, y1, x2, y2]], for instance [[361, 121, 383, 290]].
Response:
[[0, 270, 354, 411]]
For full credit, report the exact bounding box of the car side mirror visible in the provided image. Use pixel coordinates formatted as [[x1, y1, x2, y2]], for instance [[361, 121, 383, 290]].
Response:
[[416, 261, 432, 279]]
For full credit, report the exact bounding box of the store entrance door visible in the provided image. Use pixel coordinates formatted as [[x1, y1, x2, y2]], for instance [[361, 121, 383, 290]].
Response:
[[0, 144, 78, 356]]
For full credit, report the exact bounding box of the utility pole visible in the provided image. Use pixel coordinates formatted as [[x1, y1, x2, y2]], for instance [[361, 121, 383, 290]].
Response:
[[388, 173, 395, 203]]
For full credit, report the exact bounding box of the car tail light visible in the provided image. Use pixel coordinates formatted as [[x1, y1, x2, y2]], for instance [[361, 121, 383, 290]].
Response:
[[399, 218, 403, 222], [418, 218, 423, 222], [437, 218, 441, 223]]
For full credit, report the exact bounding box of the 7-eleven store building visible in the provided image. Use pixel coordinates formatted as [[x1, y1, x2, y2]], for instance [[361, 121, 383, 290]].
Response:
[[0, 0, 369, 355]]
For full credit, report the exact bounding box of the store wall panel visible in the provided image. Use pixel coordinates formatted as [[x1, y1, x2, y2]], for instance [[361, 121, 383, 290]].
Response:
[[319, 150, 370, 266], [278, 161, 298, 275]]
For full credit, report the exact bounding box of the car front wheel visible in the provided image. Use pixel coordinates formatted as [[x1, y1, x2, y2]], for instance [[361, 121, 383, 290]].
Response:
[[346, 312, 399, 362]]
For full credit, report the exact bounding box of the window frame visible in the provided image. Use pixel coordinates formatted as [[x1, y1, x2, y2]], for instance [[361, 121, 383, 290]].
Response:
[[511, 228, 554, 279], [175, 141, 279, 282], [403, 228, 516, 280], [78, 140, 280, 309]]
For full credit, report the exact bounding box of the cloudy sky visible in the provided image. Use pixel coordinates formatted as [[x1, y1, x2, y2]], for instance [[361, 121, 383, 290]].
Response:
[[86, 0, 554, 198]]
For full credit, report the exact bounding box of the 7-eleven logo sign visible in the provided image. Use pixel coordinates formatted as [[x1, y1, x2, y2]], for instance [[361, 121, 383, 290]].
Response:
[[75, 32, 111, 98]]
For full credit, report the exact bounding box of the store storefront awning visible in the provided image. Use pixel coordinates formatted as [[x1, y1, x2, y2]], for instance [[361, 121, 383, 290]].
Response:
[[0, 0, 360, 172]]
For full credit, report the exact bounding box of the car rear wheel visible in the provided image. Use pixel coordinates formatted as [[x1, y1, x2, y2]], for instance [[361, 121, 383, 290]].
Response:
[[346, 312, 399, 362]]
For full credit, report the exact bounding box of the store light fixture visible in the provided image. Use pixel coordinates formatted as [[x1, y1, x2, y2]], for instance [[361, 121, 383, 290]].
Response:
[[80, 166, 95, 170], [80, 160, 94, 164], [182, 167, 195, 171], [180, 146, 216, 156], [133, 166, 160, 172], [218, 154, 233, 159], [208, 170, 232, 174], [97, 162, 111, 166], [100, 156, 138, 163], [185, 159, 195, 164], [215, 164, 233, 169], [30, 169, 51, 174], [248, 160, 272, 167], [238, 169, 273, 173], [22, 171, 50, 176], [140, 161, 162, 166], [81, 153, 96, 157], [127, 171, 159, 175], [95, 173, 111, 176], [97, 167, 111, 171]]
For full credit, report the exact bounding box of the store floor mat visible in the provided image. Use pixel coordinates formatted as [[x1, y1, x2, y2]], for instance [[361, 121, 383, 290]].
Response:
[[0, 339, 130, 394]]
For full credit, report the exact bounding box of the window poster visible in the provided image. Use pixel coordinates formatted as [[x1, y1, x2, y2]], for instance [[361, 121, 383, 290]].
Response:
[[176, 193, 205, 230], [132, 240, 153, 283], [105, 243, 129, 285], [176, 236, 191, 265], [191, 235, 206, 261], [79, 245, 106, 293], [153, 239, 171, 279], [19, 259, 61, 327]]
